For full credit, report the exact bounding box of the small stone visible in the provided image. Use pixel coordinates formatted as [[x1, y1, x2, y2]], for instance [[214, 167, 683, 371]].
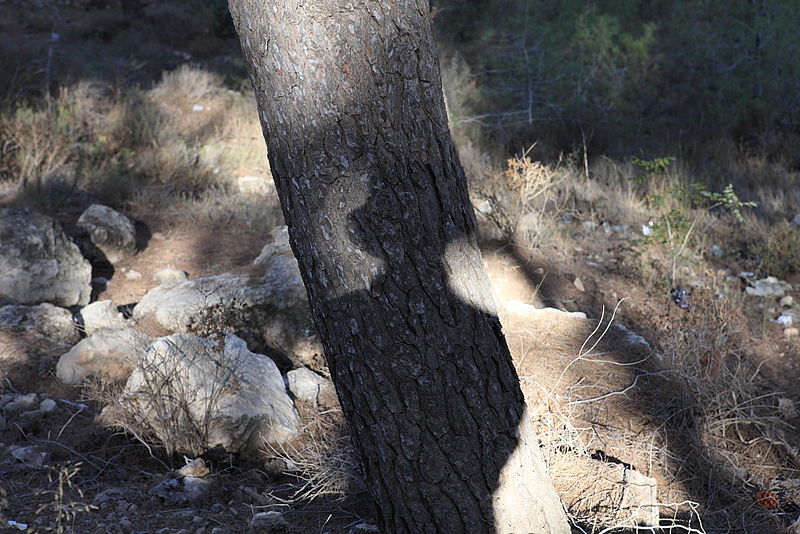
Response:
[[153, 268, 188, 286], [786, 328, 800, 339], [77, 300, 128, 335], [791, 214, 800, 227], [125, 270, 143, 280], [774, 313, 794, 326], [210, 528, 225, 534], [93, 488, 124, 507], [150, 476, 211, 504], [352, 523, 380, 532], [709, 244, 723, 257], [582, 221, 597, 231], [286, 367, 335, 403], [120, 518, 132, 529], [7, 445, 47, 468], [3, 393, 38, 414], [39, 399, 57, 413], [780, 296, 795, 307], [192, 515, 204, 523], [746, 276, 792, 297], [573, 277, 585, 292], [249, 511, 288, 531], [76, 204, 137, 264]]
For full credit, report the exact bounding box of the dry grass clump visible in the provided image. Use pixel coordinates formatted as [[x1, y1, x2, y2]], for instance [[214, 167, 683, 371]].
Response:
[[265, 413, 364, 504], [0, 64, 275, 226], [636, 290, 794, 532]]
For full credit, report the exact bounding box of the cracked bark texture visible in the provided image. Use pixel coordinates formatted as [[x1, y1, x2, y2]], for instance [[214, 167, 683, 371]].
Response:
[[228, 1, 570, 533]]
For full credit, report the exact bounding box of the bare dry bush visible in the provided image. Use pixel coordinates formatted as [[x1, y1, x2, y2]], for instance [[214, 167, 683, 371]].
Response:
[[265, 414, 364, 504], [96, 335, 241, 457]]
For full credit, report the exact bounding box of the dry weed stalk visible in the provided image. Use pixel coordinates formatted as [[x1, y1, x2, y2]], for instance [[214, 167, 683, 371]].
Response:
[[33, 462, 96, 534]]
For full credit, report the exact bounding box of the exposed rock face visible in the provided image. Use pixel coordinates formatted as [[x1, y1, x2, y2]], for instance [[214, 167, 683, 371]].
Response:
[[76, 300, 129, 336], [132, 270, 305, 332], [56, 328, 152, 384], [132, 226, 323, 371], [111, 334, 299, 454], [0, 207, 92, 306], [0, 303, 79, 345], [76, 204, 137, 264]]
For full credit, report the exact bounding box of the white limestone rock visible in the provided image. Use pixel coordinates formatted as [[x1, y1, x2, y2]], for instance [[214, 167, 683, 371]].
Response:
[[76, 300, 129, 335], [0, 303, 79, 345], [0, 207, 91, 306], [76, 204, 137, 264], [115, 334, 299, 454], [286, 367, 335, 403], [56, 328, 152, 384]]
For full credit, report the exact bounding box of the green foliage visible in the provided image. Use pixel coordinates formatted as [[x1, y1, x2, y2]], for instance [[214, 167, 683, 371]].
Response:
[[629, 156, 674, 184], [699, 184, 758, 224], [435, 0, 800, 153], [628, 156, 758, 284]]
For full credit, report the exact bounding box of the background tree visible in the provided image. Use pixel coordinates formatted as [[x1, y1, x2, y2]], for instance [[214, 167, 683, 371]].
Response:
[[227, 1, 570, 533]]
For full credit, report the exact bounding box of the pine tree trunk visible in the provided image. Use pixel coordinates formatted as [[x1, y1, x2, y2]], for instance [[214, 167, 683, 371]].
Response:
[[228, 1, 570, 532]]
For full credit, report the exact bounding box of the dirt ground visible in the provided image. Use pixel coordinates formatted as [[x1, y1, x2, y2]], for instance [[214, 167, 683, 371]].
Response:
[[1, 203, 798, 533]]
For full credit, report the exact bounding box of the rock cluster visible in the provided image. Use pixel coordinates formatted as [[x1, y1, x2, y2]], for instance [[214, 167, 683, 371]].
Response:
[[0, 210, 329, 455]]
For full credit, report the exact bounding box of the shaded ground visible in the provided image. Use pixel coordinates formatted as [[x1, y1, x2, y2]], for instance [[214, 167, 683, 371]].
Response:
[[1, 204, 798, 532]]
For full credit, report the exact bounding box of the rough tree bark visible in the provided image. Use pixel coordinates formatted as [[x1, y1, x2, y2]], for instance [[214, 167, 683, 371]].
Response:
[[228, 1, 570, 533]]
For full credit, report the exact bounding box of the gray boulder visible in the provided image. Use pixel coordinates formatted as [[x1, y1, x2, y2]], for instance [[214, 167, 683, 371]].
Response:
[[286, 367, 335, 403], [132, 226, 322, 369], [132, 268, 305, 332], [111, 333, 299, 454], [56, 328, 152, 384], [0, 207, 92, 306], [76, 300, 129, 335], [76, 204, 137, 264], [0, 303, 79, 345]]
